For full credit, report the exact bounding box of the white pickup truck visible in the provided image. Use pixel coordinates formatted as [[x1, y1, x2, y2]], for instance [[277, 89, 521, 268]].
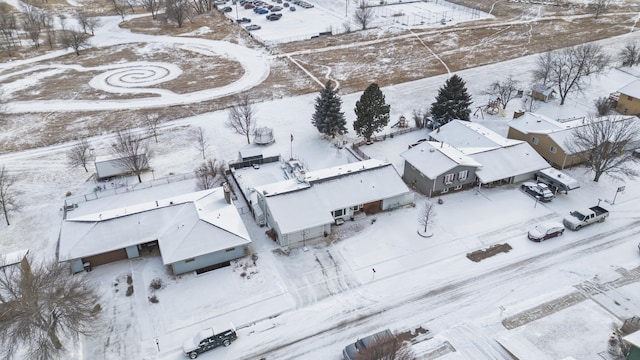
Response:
[[563, 205, 609, 230]]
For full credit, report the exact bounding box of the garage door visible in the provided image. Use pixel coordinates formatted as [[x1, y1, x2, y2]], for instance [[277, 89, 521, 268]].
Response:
[[83, 249, 128, 267]]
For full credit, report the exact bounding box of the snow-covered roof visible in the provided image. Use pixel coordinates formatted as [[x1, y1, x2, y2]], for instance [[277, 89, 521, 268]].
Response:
[[256, 160, 411, 234], [507, 113, 566, 134], [470, 142, 550, 183], [429, 120, 520, 149], [401, 141, 481, 179], [59, 188, 250, 264], [0, 249, 29, 268], [624, 330, 640, 347], [618, 79, 640, 99]]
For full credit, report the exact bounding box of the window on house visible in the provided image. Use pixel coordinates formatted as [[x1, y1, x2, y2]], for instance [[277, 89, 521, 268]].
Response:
[[629, 96, 633, 101], [225, 247, 235, 252], [550, 146, 557, 153], [444, 173, 455, 184], [454, 184, 463, 190], [531, 137, 539, 145], [441, 187, 449, 193], [184, 258, 195, 263], [333, 209, 344, 217], [458, 170, 468, 181]]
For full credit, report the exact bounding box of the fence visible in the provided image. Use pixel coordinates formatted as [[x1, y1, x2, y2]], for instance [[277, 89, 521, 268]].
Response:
[[63, 172, 196, 210], [350, 126, 422, 161], [376, 0, 483, 27], [228, 155, 281, 170]]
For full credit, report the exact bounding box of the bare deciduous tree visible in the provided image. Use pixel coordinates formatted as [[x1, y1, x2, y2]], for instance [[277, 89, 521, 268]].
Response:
[[110, 0, 134, 20], [191, 0, 213, 15], [111, 129, 151, 183], [353, 4, 374, 30], [411, 108, 429, 129], [140, 0, 163, 19], [21, 4, 44, 49], [166, 0, 190, 28], [594, 96, 615, 116], [483, 75, 520, 109], [564, 116, 640, 182], [191, 126, 209, 159], [354, 334, 416, 360], [0, 165, 19, 226], [67, 138, 92, 172], [0, 257, 101, 360], [520, 95, 541, 113], [532, 44, 610, 105], [418, 201, 436, 236], [0, 12, 20, 56], [226, 94, 257, 144], [195, 158, 218, 190], [589, 0, 609, 19], [144, 113, 162, 143], [619, 42, 640, 67], [76, 12, 101, 35], [59, 29, 91, 56]]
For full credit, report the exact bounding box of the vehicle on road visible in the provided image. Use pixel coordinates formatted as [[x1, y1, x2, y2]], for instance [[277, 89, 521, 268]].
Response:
[[343, 329, 394, 360], [267, 13, 282, 20], [220, 6, 232, 12], [521, 181, 554, 202], [236, 17, 251, 23], [245, 24, 261, 30], [528, 222, 565, 242], [182, 325, 237, 359], [563, 205, 609, 230]]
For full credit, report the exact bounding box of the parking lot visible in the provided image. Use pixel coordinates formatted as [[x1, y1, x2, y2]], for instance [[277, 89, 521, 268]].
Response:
[[217, 0, 491, 44]]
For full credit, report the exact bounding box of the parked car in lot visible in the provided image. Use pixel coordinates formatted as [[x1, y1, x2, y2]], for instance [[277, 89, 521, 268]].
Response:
[[343, 329, 395, 360], [270, 5, 282, 11], [182, 326, 237, 359], [236, 17, 251, 23], [266, 12, 282, 20], [521, 181, 554, 202], [220, 6, 232, 12], [244, 3, 255, 8], [289, 5, 295, 11], [245, 24, 261, 30], [528, 222, 565, 242], [254, 7, 269, 13]]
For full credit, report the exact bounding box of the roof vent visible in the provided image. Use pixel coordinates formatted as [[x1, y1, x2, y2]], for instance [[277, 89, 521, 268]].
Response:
[[429, 148, 435, 152]]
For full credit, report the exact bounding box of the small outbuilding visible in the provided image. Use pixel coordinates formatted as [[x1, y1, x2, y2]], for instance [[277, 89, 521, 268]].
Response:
[[531, 84, 556, 102], [616, 79, 640, 116], [254, 127, 275, 145], [94, 153, 149, 180]]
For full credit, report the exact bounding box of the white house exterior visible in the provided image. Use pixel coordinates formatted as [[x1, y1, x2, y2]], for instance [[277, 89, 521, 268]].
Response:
[[254, 159, 413, 247], [59, 188, 251, 275]]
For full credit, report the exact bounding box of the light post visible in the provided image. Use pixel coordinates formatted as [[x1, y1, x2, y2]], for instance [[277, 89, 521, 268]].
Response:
[[151, 169, 155, 181]]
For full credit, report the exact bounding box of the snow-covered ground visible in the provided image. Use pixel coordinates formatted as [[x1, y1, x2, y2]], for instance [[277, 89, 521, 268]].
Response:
[[1, 1, 640, 359]]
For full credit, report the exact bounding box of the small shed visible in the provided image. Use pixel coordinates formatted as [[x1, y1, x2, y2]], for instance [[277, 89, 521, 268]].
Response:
[[531, 85, 556, 102], [254, 127, 275, 145], [624, 330, 640, 360], [95, 153, 148, 180]]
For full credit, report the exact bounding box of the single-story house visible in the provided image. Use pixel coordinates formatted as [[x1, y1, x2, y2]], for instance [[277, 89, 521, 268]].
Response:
[[402, 120, 551, 197], [254, 159, 413, 247], [616, 79, 640, 116], [624, 330, 640, 360], [507, 112, 638, 169], [95, 153, 149, 180], [58, 187, 251, 275]]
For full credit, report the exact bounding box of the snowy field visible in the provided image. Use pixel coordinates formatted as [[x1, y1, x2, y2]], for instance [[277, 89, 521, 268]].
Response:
[[1, 0, 640, 358]]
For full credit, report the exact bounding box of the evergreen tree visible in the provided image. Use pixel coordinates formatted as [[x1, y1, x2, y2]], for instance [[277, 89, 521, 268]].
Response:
[[311, 81, 347, 138], [430, 74, 473, 125], [353, 83, 390, 142]]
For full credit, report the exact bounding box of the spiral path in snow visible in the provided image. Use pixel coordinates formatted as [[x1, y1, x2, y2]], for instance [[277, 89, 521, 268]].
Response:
[[88, 62, 182, 93]]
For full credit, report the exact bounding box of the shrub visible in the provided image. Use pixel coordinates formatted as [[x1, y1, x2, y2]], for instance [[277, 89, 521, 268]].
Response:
[[594, 96, 615, 115], [149, 295, 159, 304], [65, 191, 72, 197], [126, 285, 134, 296], [126, 274, 133, 285], [149, 278, 162, 290]]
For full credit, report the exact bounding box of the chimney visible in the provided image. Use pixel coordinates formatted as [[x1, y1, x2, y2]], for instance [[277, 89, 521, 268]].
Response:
[[223, 182, 231, 204]]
